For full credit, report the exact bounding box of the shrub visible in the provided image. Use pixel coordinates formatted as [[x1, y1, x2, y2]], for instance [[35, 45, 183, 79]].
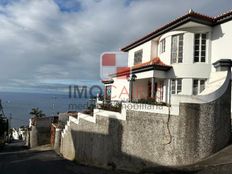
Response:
[[133, 98, 168, 106], [99, 102, 122, 113]]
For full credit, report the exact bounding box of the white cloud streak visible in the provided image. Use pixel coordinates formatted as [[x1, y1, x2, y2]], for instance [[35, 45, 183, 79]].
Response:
[[0, 0, 231, 93]]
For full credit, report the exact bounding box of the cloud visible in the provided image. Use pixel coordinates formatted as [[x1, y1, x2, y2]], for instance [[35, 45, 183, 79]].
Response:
[[0, 0, 231, 93]]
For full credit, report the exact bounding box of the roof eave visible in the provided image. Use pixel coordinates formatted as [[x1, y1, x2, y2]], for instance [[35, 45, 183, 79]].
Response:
[[110, 64, 172, 78], [121, 16, 213, 52]]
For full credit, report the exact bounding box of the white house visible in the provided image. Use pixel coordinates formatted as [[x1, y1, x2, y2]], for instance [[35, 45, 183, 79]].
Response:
[[59, 10, 232, 169], [102, 9, 232, 112]]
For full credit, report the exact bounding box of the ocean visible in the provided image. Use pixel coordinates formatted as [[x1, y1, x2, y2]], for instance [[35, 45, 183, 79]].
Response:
[[0, 92, 90, 128]]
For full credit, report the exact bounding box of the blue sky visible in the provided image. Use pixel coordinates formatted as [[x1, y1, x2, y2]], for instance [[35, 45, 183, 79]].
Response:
[[0, 0, 231, 94], [54, 0, 82, 12]]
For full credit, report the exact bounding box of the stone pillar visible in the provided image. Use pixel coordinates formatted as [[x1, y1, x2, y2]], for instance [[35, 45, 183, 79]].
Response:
[[213, 59, 232, 71], [54, 128, 62, 153]]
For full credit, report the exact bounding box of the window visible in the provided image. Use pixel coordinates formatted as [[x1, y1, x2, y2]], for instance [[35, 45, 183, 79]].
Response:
[[171, 34, 184, 64], [134, 50, 143, 65], [171, 79, 182, 94], [194, 33, 207, 63], [192, 79, 206, 95], [160, 39, 166, 53]]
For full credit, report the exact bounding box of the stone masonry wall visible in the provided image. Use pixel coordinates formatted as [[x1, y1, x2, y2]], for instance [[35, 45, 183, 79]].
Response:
[[60, 81, 231, 172]]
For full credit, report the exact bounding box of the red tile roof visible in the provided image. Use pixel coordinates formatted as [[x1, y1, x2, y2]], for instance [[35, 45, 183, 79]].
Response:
[[121, 9, 232, 52], [215, 9, 232, 23], [111, 57, 171, 77]]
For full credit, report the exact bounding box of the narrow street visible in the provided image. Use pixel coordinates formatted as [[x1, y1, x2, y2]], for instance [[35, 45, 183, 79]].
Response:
[[2, 141, 232, 174], [0, 141, 130, 174]]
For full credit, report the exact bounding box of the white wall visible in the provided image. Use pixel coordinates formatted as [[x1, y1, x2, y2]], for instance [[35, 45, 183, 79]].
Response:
[[211, 20, 232, 112], [158, 27, 211, 65], [211, 20, 232, 71], [133, 78, 149, 100], [168, 64, 211, 79], [156, 26, 212, 95], [128, 41, 152, 67], [112, 22, 232, 101], [111, 78, 129, 101]]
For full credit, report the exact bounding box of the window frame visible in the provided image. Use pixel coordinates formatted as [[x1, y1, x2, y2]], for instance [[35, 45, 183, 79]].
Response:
[[194, 33, 207, 63], [171, 34, 184, 64], [134, 49, 143, 65], [160, 38, 166, 53], [171, 79, 182, 94], [192, 79, 206, 95]]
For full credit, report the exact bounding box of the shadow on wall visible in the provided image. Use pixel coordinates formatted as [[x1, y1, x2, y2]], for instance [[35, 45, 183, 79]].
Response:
[[69, 118, 199, 173], [212, 25, 224, 41]]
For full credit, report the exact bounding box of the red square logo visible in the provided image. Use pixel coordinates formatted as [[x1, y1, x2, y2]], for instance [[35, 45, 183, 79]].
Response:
[[100, 52, 128, 80], [102, 53, 116, 66]]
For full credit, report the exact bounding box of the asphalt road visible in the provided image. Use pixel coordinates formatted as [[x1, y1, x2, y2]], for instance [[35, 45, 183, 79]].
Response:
[[0, 141, 131, 174], [1, 141, 232, 174]]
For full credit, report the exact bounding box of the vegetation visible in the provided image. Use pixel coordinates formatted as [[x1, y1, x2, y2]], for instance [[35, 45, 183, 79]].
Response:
[[29, 108, 45, 118], [133, 98, 168, 106], [83, 104, 95, 116], [99, 102, 122, 113]]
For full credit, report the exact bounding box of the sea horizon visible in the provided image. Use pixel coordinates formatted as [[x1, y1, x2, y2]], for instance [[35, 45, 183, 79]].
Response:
[[0, 91, 90, 128]]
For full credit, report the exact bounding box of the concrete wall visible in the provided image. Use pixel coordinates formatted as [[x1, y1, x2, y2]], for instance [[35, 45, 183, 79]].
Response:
[[60, 78, 231, 171], [30, 126, 51, 148], [29, 117, 55, 148], [111, 78, 129, 101], [128, 41, 152, 67]]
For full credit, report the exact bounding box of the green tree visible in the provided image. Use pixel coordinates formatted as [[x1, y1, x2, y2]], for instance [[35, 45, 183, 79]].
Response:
[[29, 108, 45, 118]]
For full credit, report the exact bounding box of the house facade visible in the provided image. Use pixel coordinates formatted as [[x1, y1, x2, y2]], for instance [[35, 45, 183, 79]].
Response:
[[103, 9, 232, 109], [59, 10, 232, 170]]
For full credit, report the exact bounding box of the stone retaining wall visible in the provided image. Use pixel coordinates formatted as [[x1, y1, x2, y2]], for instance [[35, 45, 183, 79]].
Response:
[[60, 79, 231, 172]]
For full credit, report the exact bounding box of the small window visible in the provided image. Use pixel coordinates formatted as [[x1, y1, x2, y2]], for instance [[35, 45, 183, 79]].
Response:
[[194, 33, 207, 63], [160, 39, 166, 53], [171, 34, 184, 64], [171, 79, 182, 94], [134, 50, 143, 65], [192, 79, 206, 95], [171, 80, 176, 94], [177, 79, 182, 94]]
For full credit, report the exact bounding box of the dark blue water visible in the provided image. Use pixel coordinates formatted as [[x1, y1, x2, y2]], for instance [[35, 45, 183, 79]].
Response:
[[0, 92, 90, 128]]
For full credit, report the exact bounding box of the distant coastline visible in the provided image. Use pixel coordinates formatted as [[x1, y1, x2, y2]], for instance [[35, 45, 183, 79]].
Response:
[[0, 91, 89, 128]]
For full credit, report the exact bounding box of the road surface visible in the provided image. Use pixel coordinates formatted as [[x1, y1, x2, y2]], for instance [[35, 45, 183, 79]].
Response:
[[0, 141, 130, 174], [1, 141, 232, 174]]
